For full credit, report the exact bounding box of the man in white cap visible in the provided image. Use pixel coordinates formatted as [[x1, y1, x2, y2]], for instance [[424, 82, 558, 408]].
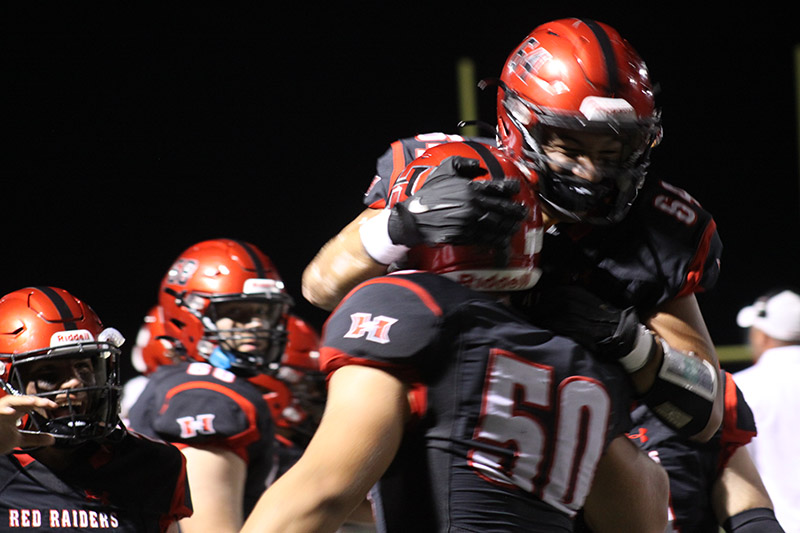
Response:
[[735, 288, 800, 532]]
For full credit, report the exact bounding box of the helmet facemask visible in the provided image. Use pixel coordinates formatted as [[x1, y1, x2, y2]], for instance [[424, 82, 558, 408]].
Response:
[[177, 279, 293, 377], [501, 86, 661, 226], [3, 341, 122, 447]]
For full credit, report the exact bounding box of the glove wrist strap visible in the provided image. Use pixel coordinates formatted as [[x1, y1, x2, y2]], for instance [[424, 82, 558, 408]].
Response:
[[618, 325, 657, 373], [359, 209, 410, 265]]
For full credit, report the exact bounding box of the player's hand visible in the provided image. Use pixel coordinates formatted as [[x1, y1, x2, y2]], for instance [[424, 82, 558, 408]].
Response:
[[527, 285, 647, 362], [386, 156, 528, 247], [0, 394, 57, 454]]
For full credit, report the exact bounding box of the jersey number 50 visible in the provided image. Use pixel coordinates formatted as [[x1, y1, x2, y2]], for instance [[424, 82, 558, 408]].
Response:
[[468, 349, 611, 515]]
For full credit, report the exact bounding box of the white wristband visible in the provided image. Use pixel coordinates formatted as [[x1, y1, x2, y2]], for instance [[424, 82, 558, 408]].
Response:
[[359, 209, 410, 265], [618, 325, 656, 373]]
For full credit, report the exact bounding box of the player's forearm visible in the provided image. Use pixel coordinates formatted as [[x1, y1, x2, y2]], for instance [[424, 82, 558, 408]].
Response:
[[302, 209, 389, 311], [711, 447, 774, 522], [645, 295, 724, 441], [242, 474, 362, 533]]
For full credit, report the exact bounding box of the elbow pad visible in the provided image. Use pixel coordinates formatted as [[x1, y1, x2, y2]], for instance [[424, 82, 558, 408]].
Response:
[[640, 339, 719, 438], [723, 508, 785, 533]]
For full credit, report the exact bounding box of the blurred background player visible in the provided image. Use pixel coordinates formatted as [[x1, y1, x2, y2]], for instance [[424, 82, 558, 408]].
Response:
[[125, 270, 327, 485], [734, 289, 800, 532], [243, 142, 669, 533], [127, 239, 289, 533], [0, 286, 191, 532], [249, 314, 326, 482]]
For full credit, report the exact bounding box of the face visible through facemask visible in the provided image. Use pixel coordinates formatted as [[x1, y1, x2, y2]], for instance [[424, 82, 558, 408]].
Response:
[[212, 300, 275, 354], [541, 128, 626, 183], [22, 356, 97, 420]]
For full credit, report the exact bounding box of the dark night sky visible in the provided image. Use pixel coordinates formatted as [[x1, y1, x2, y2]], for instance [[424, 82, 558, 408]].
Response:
[[3, 4, 799, 379]]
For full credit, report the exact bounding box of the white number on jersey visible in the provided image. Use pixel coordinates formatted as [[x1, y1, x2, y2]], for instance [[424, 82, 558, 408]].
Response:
[[468, 349, 611, 515]]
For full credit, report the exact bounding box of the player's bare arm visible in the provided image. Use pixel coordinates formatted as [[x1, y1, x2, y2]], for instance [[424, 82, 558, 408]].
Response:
[[711, 446, 774, 522], [241, 364, 409, 533], [581, 434, 669, 533], [179, 446, 247, 533], [302, 208, 387, 311], [647, 293, 724, 441]]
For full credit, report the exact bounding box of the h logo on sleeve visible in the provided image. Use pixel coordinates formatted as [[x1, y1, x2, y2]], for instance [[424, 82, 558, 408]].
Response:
[[176, 414, 217, 438], [344, 313, 398, 344]]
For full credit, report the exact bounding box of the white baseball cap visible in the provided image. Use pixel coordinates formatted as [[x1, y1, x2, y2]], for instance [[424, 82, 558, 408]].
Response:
[[737, 290, 800, 342]]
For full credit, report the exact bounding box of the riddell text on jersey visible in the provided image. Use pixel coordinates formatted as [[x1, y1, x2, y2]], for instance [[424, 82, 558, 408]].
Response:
[[7, 508, 120, 529]]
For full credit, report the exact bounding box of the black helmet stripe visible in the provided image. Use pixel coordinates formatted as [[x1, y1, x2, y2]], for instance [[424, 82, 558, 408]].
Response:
[[579, 18, 619, 93], [234, 240, 266, 278], [462, 142, 512, 267], [463, 141, 505, 180], [33, 286, 79, 330]]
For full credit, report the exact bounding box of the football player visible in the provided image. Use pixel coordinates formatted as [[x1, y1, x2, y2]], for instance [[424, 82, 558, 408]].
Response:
[[127, 239, 290, 533], [242, 143, 669, 533], [631, 371, 780, 532], [573, 371, 781, 532], [0, 286, 192, 532], [299, 17, 781, 530]]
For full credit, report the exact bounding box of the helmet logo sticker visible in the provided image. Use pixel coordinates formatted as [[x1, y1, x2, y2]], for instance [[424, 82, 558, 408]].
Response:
[[344, 313, 398, 344], [506, 38, 549, 85], [166, 259, 199, 286]]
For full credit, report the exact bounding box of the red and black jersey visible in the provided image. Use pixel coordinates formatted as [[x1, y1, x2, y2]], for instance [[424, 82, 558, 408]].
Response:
[[624, 372, 756, 532], [322, 272, 633, 532], [0, 428, 191, 532], [536, 177, 722, 316], [365, 134, 730, 530], [126, 361, 274, 517]]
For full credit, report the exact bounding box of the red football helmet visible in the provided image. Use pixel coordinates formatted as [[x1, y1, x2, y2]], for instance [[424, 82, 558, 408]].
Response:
[[158, 239, 293, 376], [496, 18, 662, 225], [388, 141, 543, 291], [131, 305, 176, 375], [0, 287, 123, 444]]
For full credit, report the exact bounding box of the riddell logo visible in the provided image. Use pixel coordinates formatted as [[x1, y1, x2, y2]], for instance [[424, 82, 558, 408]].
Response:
[[344, 313, 397, 344], [50, 329, 94, 347]]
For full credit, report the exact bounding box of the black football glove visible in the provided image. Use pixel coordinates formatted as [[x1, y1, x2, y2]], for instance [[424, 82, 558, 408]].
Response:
[[387, 155, 528, 248], [526, 285, 643, 362]]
